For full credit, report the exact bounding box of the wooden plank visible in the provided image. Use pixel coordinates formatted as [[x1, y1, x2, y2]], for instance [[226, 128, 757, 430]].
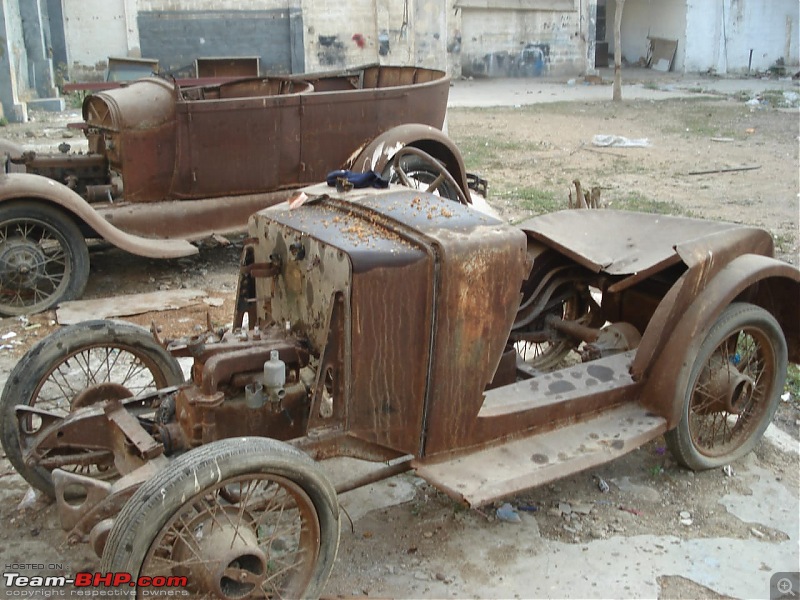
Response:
[[414, 403, 667, 507], [56, 289, 207, 325]]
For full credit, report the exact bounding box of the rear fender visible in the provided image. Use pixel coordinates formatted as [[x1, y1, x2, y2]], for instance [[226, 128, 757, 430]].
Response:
[[344, 124, 472, 203], [0, 172, 197, 258], [636, 253, 800, 427]]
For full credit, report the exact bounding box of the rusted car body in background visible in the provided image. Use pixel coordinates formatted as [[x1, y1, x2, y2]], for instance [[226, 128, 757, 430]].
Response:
[[2, 180, 797, 597], [0, 65, 474, 315]]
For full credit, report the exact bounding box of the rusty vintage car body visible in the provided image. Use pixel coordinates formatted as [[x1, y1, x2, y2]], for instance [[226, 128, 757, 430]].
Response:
[[0, 65, 474, 316], [1, 180, 797, 597]]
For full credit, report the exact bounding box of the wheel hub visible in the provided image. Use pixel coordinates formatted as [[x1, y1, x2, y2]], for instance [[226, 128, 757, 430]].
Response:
[[0, 239, 47, 289], [175, 509, 268, 599], [699, 354, 755, 415]]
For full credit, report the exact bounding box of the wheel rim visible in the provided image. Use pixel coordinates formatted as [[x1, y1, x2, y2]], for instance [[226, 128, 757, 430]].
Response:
[[514, 294, 586, 370], [688, 325, 776, 457], [141, 473, 321, 599], [23, 343, 172, 477], [0, 217, 73, 313]]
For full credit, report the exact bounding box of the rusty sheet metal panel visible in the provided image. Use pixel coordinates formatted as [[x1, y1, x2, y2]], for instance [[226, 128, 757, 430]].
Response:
[[249, 187, 433, 455], [298, 66, 449, 183], [84, 79, 178, 203], [171, 79, 309, 199], [519, 210, 764, 276], [350, 189, 528, 457]]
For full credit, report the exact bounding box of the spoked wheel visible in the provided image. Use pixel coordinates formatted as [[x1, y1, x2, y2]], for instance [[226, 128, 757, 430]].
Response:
[[0, 319, 184, 496], [384, 147, 469, 205], [102, 438, 340, 599], [665, 303, 787, 470], [512, 291, 589, 371], [0, 201, 90, 316]]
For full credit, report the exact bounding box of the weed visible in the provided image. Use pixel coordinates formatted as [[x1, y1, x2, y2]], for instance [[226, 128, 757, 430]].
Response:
[[608, 192, 692, 216], [497, 186, 563, 216], [786, 363, 800, 399], [0, 117, 7, 127]]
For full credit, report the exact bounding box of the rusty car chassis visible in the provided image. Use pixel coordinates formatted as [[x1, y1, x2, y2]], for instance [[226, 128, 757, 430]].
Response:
[[0, 65, 483, 316], [1, 181, 798, 598]]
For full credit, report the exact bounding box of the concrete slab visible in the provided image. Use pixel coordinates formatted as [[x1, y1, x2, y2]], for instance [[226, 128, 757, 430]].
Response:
[[26, 97, 66, 112]]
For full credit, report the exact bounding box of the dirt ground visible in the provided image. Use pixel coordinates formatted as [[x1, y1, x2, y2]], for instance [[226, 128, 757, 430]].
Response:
[[0, 77, 798, 598]]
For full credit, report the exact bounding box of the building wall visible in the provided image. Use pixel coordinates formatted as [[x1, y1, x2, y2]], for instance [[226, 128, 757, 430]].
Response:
[[685, 0, 799, 73], [607, 0, 686, 70], [457, 1, 588, 78], [62, 0, 130, 79], [0, 0, 28, 120]]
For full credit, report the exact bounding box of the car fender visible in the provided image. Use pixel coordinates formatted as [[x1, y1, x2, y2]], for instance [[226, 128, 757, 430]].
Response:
[[635, 253, 800, 427], [344, 124, 472, 202], [0, 172, 198, 258]]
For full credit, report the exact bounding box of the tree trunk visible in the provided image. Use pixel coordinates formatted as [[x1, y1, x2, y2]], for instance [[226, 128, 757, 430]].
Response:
[[612, 0, 626, 101]]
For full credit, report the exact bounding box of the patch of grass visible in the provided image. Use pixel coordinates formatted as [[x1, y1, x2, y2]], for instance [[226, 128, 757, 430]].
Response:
[[773, 232, 796, 254], [608, 192, 693, 216], [0, 117, 7, 127], [495, 185, 563, 217], [786, 363, 800, 394], [456, 135, 527, 171]]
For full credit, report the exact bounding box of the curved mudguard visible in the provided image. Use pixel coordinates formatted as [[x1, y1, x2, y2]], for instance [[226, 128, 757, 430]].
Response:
[[344, 124, 473, 203], [635, 252, 800, 427], [0, 172, 198, 258]]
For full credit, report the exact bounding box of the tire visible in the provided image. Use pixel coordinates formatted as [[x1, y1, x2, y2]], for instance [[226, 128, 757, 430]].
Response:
[[0, 319, 184, 496], [383, 154, 461, 202], [101, 437, 340, 599], [665, 302, 787, 471], [0, 201, 90, 316]]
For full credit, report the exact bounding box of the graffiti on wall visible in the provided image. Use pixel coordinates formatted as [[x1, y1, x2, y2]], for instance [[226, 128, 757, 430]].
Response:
[[317, 34, 345, 66], [464, 43, 550, 78]]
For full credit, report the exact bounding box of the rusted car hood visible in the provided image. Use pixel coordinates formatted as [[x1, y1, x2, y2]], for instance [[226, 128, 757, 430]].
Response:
[[520, 209, 774, 276]]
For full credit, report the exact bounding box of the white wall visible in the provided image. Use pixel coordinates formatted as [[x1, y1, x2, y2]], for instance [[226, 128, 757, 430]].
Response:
[[685, 0, 799, 73], [607, 0, 686, 70], [459, 7, 586, 77], [62, 0, 131, 78]]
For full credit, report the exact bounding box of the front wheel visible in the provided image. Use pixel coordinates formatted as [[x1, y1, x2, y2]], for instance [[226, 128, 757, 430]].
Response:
[[0, 201, 90, 316], [101, 437, 340, 599], [665, 302, 787, 470], [0, 319, 185, 496]]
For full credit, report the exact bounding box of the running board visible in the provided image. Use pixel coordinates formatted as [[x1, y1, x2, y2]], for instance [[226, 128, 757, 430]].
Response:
[[413, 403, 667, 507]]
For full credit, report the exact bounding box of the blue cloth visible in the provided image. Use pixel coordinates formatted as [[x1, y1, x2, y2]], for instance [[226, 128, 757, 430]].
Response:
[[326, 169, 389, 189]]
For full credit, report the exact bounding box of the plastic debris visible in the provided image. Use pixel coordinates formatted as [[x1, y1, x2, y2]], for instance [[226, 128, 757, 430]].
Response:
[[1, 332, 17, 340], [781, 392, 791, 402], [518, 504, 538, 512], [496, 503, 522, 523], [288, 191, 309, 209], [597, 478, 610, 493], [592, 135, 650, 148], [723, 464, 734, 477]]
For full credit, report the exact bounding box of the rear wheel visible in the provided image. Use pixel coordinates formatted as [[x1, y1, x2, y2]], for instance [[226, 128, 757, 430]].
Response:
[[384, 147, 468, 204], [665, 303, 787, 470], [0, 202, 89, 316], [0, 319, 184, 495], [101, 438, 340, 599]]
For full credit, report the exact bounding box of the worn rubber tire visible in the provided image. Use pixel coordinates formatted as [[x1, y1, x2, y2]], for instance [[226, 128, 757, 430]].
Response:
[[665, 302, 787, 471], [101, 437, 340, 599], [0, 201, 90, 316], [0, 319, 184, 496]]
